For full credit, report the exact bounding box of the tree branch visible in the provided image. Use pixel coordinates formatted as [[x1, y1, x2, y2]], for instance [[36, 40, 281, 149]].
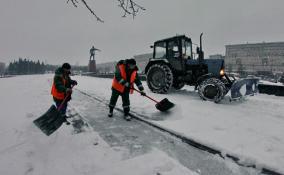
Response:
[[67, 0, 104, 22], [67, 0, 145, 22], [117, 0, 145, 18]]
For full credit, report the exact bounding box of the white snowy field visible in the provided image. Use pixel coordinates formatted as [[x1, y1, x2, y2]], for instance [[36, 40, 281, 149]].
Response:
[[74, 75, 284, 174], [0, 75, 197, 175]]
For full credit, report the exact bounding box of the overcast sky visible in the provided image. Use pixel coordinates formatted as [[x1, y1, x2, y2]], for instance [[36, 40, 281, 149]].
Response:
[[1, 0, 284, 65]]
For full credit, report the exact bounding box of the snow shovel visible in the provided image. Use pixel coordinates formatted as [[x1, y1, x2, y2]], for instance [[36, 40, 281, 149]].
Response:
[[33, 87, 73, 136], [133, 88, 175, 112]]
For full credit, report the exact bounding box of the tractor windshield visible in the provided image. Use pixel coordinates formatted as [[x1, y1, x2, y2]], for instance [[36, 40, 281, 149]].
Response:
[[182, 39, 192, 60], [154, 41, 166, 59]]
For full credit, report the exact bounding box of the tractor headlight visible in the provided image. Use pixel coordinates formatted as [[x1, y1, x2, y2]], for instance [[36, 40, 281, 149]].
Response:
[[220, 69, 225, 76]]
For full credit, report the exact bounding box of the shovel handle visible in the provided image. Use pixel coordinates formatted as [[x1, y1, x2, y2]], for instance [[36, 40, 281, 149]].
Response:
[[58, 85, 75, 110], [132, 88, 159, 104]]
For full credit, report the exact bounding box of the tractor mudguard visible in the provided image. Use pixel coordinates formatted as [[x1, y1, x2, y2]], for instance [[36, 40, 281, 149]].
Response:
[[196, 73, 214, 85], [230, 78, 259, 99]]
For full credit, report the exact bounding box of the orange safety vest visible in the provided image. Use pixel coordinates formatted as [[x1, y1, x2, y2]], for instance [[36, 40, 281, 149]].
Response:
[[112, 64, 137, 94], [51, 76, 67, 100]]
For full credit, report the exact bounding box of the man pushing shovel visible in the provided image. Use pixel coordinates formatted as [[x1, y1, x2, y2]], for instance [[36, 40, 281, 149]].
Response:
[[108, 59, 146, 121], [33, 63, 78, 136], [51, 63, 77, 124]]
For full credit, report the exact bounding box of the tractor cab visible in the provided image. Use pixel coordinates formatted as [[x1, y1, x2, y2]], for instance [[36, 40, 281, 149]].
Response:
[[152, 35, 194, 72], [153, 35, 193, 59]]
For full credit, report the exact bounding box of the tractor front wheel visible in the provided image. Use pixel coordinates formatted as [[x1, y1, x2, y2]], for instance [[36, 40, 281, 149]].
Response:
[[146, 64, 173, 93], [198, 78, 226, 103]]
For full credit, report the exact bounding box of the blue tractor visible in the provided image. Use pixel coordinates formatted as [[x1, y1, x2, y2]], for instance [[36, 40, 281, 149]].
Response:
[[144, 34, 258, 102]]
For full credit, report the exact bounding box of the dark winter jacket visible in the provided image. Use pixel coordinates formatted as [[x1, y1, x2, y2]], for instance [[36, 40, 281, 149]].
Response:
[[113, 61, 144, 92], [52, 67, 76, 101]]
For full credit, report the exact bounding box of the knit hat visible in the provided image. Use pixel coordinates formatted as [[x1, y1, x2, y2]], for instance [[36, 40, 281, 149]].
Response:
[[62, 63, 71, 70], [126, 58, 136, 65]]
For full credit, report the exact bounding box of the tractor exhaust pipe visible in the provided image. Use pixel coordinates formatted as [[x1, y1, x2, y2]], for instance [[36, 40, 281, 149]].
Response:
[[197, 33, 204, 63], [199, 33, 204, 60], [200, 33, 203, 52]]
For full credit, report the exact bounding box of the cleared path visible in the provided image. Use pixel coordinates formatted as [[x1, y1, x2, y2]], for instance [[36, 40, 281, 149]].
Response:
[[69, 89, 263, 175]]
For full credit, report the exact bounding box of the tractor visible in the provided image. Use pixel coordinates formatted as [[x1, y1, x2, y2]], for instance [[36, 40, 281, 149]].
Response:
[[144, 34, 258, 102]]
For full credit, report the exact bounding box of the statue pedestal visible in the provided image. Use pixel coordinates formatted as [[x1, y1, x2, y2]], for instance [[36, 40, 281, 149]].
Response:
[[88, 60, 96, 73]]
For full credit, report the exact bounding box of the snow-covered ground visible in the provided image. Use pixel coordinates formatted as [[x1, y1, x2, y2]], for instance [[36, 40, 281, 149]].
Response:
[[0, 75, 197, 175], [1, 74, 283, 174], [75, 75, 284, 174], [259, 80, 284, 86]]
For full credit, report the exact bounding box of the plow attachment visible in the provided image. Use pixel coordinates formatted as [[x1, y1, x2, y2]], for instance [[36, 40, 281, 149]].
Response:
[[229, 78, 259, 99]]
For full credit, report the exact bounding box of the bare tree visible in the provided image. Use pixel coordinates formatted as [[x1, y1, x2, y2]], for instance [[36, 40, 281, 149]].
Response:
[[67, 0, 145, 22], [0, 62, 5, 76]]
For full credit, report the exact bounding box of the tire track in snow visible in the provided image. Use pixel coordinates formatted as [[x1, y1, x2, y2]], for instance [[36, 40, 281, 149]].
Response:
[[0, 141, 27, 155]]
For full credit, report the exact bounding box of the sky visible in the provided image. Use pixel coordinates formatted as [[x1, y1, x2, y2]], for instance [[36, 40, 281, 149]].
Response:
[[1, 0, 284, 66]]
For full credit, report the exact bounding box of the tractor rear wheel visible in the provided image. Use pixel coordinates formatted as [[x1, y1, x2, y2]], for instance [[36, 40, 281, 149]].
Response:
[[198, 77, 226, 103], [146, 64, 173, 93]]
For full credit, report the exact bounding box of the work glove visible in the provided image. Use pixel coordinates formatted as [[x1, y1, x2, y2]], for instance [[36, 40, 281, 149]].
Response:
[[71, 80, 78, 86], [66, 88, 72, 94], [138, 85, 144, 92], [124, 82, 130, 88], [140, 90, 146, 96]]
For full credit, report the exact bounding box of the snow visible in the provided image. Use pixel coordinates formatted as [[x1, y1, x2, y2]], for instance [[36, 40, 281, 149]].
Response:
[[259, 80, 284, 86], [0, 75, 197, 175], [73, 75, 284, 174], [96, 149, 198, 175], [1, 74, 283, 174]]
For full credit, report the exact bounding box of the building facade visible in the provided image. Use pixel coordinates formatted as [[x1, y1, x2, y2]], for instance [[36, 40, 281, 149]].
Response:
[[225, 42, 284, 75], [209, 54, 225, 60]]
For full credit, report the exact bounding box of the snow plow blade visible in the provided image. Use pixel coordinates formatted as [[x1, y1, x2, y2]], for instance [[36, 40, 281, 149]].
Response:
[[230, 78, 259, 99], [33, 105, 65, 136]]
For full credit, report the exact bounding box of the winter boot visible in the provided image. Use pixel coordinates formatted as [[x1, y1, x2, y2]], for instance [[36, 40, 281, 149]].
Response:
[[62, 115, 70, 125], [123, 107, 131, 121], [108, 112, 113, 117], [124, 114, 131, 121], [108, 107, 114, 118], [124, 111, 131, 121], [64, 120, 71, 125]]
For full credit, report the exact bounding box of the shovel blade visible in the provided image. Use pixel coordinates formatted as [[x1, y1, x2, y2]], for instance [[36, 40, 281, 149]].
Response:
[[155, 98, 175, 112], [230, 78, 259, 99], [33, 105, 65, 136]]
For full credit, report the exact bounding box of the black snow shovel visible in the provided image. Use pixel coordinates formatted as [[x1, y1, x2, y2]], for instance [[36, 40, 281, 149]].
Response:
[[33, 88, 73, 136], [133, 88, 175, 112]]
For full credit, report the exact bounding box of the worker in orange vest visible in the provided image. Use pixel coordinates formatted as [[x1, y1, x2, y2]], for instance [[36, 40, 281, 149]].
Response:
[[51, 63, 77, 124], [108, 59, 146, 121]]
